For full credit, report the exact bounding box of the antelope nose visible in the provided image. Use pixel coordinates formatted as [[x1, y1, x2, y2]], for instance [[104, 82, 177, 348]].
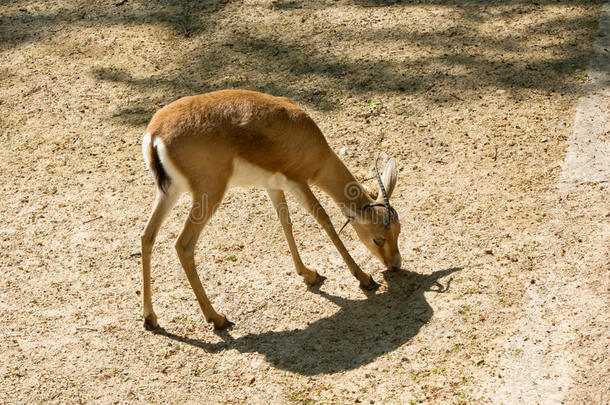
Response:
[[389, 252, 402, 271]]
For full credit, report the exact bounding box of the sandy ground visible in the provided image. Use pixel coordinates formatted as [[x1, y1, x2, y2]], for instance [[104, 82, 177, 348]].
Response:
[[1, 0, 608, 403]]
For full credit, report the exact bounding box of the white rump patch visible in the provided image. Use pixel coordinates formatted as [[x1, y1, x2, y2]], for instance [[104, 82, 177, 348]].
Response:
[[142, 134, 190, 195], [142, 132, 152, 170], [154, 138, 190, 195]]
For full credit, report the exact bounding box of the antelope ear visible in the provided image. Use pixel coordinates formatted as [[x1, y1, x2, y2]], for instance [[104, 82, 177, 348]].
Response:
[[376, 157, 398, 201]]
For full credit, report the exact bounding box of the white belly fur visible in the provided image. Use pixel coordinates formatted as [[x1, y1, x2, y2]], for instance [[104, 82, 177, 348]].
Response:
[[229, 157, 297, 191]]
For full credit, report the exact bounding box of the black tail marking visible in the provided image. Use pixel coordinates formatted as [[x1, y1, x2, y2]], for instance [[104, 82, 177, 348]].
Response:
[[150, 137, 171, 194]]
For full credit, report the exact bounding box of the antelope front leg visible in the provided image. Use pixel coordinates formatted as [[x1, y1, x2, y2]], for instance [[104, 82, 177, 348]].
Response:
[[292, 183, 378, 290], [267, 189, 325, 286]]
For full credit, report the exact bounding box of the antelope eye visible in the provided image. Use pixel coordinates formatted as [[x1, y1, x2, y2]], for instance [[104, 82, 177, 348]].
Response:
[[373, 237, 385, 247]]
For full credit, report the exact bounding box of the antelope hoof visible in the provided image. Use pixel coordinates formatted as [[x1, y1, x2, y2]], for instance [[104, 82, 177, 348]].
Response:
[[306, 273, 327, 288], [143, 314, 159, 331], [212, 315, 234, 330], [360, 276, 380, 291]]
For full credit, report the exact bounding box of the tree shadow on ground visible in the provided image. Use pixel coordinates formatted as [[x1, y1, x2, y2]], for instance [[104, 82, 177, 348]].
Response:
[[157, 267, 460, 375], [0, 0, 228, 47], [92, 6, 598, 126], [2, 0, 602, 125]]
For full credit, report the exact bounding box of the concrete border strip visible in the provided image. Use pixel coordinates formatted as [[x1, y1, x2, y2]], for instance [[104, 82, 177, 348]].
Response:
[[558, 3, 610, 192]]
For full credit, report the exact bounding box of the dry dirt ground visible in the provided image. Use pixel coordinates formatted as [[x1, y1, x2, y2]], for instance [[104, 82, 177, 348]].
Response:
[[0, 0, 608, 403]]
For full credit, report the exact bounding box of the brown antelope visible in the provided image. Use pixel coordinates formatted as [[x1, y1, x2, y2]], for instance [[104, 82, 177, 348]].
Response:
[[141, 89, 401, 330]]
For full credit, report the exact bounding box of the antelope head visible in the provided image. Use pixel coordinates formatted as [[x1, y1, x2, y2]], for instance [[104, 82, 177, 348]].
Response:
[[349, 157, 402, 271]]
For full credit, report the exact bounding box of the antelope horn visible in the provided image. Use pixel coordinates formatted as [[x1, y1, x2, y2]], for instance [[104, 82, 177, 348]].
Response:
[[374, 157, 393, 227], [374, 157, 390, 206]]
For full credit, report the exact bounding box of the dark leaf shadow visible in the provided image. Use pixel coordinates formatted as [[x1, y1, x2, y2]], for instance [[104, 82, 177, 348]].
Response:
[[4, 0, 600, 124], [157, 267, 461, 375]]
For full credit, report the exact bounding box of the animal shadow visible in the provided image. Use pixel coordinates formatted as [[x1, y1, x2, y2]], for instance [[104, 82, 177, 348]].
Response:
[[158, 267, 460, 375]]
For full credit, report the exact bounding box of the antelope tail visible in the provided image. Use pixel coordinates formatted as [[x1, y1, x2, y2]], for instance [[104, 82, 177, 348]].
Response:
[[143, 132, 171, 193]]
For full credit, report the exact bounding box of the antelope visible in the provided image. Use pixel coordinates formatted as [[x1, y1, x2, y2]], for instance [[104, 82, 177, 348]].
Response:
[[141, 89, 401, 330]]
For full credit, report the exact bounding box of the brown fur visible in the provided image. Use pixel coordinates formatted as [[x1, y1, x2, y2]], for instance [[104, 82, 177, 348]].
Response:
[[147, 90, 330, 185]]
